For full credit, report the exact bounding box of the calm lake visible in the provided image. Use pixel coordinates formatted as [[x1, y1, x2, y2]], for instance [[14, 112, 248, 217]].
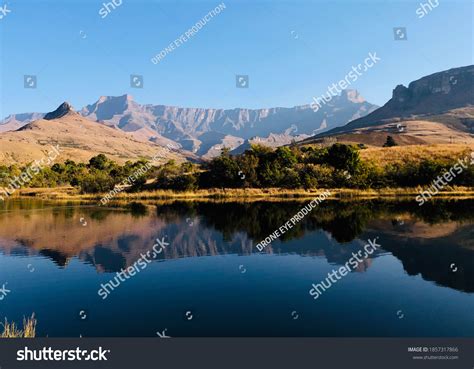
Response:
[[0, 198, 473, 337]]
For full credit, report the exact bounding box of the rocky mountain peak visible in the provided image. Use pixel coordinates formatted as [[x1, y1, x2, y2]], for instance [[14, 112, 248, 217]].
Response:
[[340, 89, 366, 103], [98, 94, 133, 102], [44, 102, 75, 120]]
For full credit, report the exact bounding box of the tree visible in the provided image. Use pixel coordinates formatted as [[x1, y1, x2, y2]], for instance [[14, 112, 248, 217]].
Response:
[[303, 146, 328, 165], [383, 136, 398, 147], [274, 147, 298, 167], [236, 153, 259, 187], [279, 168, 301, 188], [326, 144, 361, 173], [205, 151, 241, 188], [78, 170, 117, 193], [88, 154, 111, 170]]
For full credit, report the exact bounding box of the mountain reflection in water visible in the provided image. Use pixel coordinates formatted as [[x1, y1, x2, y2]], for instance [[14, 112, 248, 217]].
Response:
[[1, 199, 473, 293]]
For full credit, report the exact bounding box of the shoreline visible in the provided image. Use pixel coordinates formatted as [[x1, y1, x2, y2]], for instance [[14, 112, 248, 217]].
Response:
[[8, 186, 474, 202]]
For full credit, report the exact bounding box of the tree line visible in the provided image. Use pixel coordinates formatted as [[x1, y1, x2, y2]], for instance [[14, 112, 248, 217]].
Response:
[[0, 143, 473, 193]]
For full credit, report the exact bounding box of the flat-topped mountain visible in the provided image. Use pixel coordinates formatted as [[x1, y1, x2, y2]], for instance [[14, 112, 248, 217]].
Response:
[[79, 90, 377, 155]]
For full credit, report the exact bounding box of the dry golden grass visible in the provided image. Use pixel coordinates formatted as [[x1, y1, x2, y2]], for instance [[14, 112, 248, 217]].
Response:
[[302, 118, 474, 148], [360, 144, 474, 168], [1, 315, 36, 338], [15, 186, 474, 202], [0, 113, 186, 165], [18, 187, 334, 200]]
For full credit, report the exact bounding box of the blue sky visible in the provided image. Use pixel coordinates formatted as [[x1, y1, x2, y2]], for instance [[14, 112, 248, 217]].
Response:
[[0, 0, 472, 117]]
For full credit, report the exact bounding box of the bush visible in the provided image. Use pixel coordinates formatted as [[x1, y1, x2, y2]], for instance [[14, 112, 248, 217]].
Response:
[[383, 136, 397, 147], [300, 164, 335, 188], [204, 150, 241, 188], [78, 171, 117, 193], [326, 143, 361, 173]]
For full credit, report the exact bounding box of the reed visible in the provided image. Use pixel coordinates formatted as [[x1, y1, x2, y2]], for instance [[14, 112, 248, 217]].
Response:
[[1, 314, 36, 338]]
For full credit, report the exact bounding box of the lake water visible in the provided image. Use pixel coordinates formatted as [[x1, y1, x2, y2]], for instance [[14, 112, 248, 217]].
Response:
[[0, 198, 473, 337]]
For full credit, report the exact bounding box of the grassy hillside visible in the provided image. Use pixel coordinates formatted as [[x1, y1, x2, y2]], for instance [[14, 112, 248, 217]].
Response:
[[0, 113, 187, 165], [359, 144, 474, 168]]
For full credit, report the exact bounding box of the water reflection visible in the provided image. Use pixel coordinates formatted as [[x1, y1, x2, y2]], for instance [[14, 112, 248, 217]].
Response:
[[0, 199, 473, 293]]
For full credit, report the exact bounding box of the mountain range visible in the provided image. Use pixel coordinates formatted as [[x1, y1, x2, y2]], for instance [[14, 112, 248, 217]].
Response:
[[0, 90, 377, 161], [1, 65, 473, 165]]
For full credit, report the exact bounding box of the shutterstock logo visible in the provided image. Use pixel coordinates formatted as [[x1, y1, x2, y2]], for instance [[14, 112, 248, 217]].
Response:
[[17, 346, 110, 361]]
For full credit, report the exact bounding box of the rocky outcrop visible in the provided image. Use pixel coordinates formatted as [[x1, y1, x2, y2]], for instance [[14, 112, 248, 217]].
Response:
[[316, 65, 474, 137], [44, 102, 75, 120], [387, 65, 473, 114]]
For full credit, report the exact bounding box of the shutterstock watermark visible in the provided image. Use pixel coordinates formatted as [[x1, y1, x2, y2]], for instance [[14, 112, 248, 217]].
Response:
[[98, 237, 169, 299], [255, 191, 331, 252], [0, 3, 11, 20], [309, 238, 381, 300], [0, 145, 61, 201], [0, 282, 11, 301], [416, 0, 439, 19], [151, 2, 226, 64], [100, 162, 151, 205], [310, 52, 381, 112], [416, 152, 474, 206], [17, 347, 110, 361], [99, 0, 123, 19]]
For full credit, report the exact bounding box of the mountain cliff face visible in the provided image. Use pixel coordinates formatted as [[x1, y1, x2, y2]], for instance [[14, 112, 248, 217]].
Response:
[[388, 65, 473, 114], [1, 90, 377, 158], [79, 89, 377, 156], [86, 90, 375, 139], [317, 65, 474, 136]]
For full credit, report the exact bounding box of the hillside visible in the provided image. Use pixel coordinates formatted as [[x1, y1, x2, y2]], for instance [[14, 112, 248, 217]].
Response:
[[302, 65, 474, 147], [0, 103, 188, 165], [0, 112, 45, 133]]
